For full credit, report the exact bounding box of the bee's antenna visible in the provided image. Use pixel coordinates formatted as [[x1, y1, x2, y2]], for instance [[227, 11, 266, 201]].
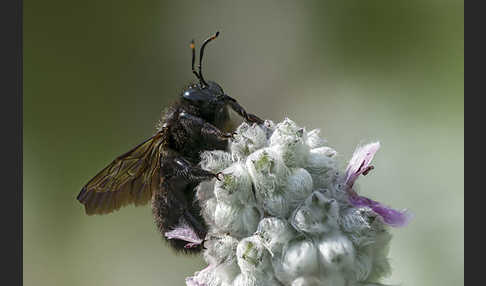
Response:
[[190, 40, 200, 81], [198, 31, 220, 87]]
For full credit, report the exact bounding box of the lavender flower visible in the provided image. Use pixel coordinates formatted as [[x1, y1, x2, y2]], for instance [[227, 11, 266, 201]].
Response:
[[344, 142, 412, 227], [183, 118, 411, 286]]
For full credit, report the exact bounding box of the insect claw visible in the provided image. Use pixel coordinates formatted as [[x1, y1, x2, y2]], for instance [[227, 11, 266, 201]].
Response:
[[214, 172, 224, 181], [222, 132, 236, 140], [247, 113, 264, 125]]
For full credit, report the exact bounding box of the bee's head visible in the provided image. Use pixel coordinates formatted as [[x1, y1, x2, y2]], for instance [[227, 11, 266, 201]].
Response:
[[181, 32, 229, 121], [181, 80, 227, 122], [181, 81, 224, 104]]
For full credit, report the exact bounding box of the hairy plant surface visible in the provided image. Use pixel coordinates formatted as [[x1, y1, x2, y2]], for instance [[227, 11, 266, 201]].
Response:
[[174, 118, 411, 286]]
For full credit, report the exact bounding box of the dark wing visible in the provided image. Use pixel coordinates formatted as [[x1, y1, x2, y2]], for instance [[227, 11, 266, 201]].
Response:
[[77, 131, 169, 215]]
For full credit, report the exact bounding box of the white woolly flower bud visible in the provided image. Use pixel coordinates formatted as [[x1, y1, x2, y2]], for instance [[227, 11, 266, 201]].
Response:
[[195, 180, 216, 204], [290, 191, 339, 235], [268, 118, 301, 143], [291, 276, 323, 286], [275, 237, 320, 284], [201, 196, 218, 226], [269, 118, 310, 168], [213, 202, 261, 238], [260, 193, 291, 218], [316, 233, 355, 272], [339, 207, 379, 247], [305, 129, 327, 149], [232, 272, 282, 286], [213, 162, 253, 205], [230, 122, 269, 160], [236, 236, 272, 275], [232, 273, 260, 286], [197, 234, 240, 286], [365, 231, 393, 282], [354, 251, 373, 282], [246, 148, 290, 213], [200, 150, 234, 173], [283, 168, 314, 208], [305, 147, 339, 189], [203, 234, 239, 265], [255, 217, 296, 255], [262, 167, 314, 218], [187, 118, 409, 286]]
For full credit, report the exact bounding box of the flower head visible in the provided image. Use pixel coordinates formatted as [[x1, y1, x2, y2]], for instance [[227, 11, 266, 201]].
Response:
[[185, 118, 411, 286]]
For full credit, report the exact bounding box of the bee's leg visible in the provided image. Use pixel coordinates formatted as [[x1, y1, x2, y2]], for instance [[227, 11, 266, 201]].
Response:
[[222, 96, 264, 124], [246, 113, 264, 124], [179, 111, 233, 149], [172, 156, 221, 182], [158, 155, 221, 241], [153, 179, 207, 253], [183, 209, 206, 237]]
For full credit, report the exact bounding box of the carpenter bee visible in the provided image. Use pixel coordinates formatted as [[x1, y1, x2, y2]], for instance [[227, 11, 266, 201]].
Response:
[[76, 31, 263, 253]]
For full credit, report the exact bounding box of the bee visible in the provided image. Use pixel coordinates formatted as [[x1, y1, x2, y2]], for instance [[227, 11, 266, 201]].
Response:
[[76, 31, 263, 253]]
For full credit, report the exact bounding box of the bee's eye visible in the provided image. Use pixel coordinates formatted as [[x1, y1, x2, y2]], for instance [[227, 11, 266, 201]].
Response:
[[182, 88, 212, 104]]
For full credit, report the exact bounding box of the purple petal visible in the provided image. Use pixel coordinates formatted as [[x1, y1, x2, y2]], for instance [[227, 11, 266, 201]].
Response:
[[164, 220, 203, 248], [344, 142, 412, 227], [349, 194, 412, 227], [345, 142, 381, 188]]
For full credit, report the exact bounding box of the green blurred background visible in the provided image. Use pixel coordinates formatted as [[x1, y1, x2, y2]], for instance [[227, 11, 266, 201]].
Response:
[[24, 1, 463, 285]]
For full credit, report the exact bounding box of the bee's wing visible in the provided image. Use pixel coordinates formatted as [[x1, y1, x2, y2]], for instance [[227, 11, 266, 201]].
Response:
[[77, 131, 169, 215]]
